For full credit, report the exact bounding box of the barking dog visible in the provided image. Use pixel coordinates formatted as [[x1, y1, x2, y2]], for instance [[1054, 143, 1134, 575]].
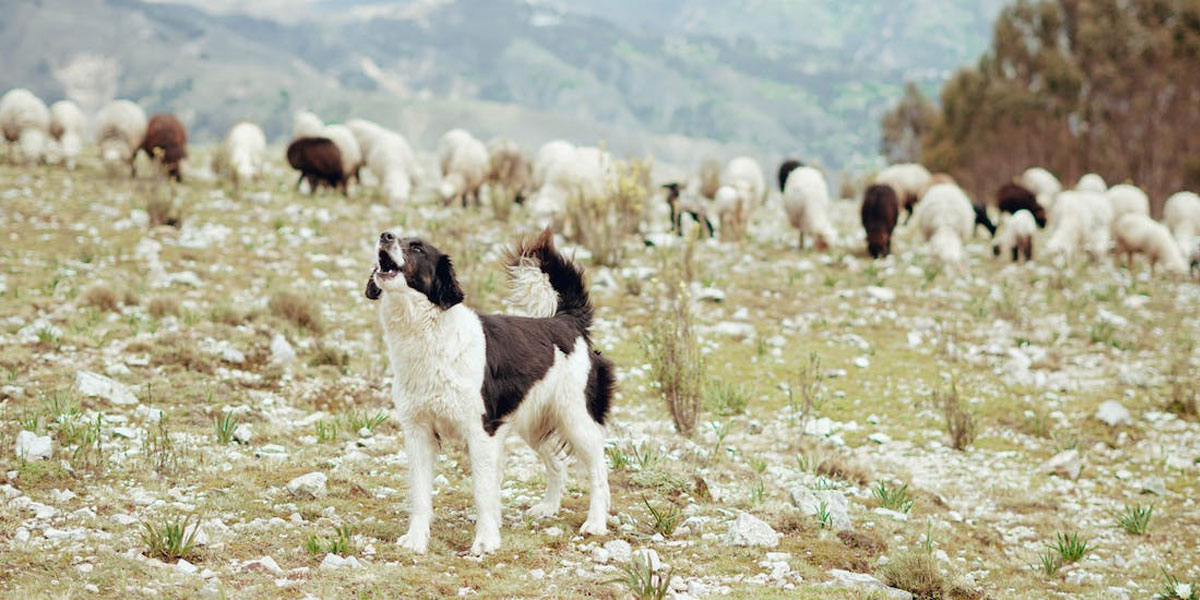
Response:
[[366, 228, 614, 555]]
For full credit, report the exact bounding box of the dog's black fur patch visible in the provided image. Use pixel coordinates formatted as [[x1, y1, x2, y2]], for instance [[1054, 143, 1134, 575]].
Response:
[[478, 313, 581, 435]]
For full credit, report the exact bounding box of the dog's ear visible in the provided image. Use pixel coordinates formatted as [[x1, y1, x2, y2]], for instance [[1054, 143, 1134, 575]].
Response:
[[365, 268, 382, 300], [428, 254, 464, 309]]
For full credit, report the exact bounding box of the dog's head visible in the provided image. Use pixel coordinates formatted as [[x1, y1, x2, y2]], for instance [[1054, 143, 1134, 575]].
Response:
[[366, 231, 464, 309]]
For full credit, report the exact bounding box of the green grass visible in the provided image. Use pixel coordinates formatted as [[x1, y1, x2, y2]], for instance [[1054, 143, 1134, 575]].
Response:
[[1115, 504, 1153, 535], [140, 514, 201, 561], [1048, 531, 1092, 564], [873, 481, 915, 514]]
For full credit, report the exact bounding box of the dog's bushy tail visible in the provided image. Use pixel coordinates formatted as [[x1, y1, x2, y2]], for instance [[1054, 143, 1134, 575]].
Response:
[[504, 228, 593, 329]]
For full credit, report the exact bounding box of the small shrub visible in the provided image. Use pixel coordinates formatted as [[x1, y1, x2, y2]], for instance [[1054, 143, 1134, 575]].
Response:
[[310, 341, 350, 372], [606, 445, 631, 470], [304, 524, 354, 557], [268, 290, 325, 334], [1166, 340, 1198, 419], [816, 501, 834, 530], [878, 551, 945, 599], [148, 295, 181, 319], [789, 352, 825, 432], [937, 379, 976, 451], [140, 514, 201, 561], [1032, 550, 1062, 577], [608, 554, 672, 600], [705, 381, 749, 416], [1115, 503, 1153, 535], [642, 249, 704, 437], [873, 482, 915, 514], [83, 284, 120, 312], [567, 156, 649, 266], [642, 497, 682, 536], [315, 420, 339, 442], [1048, 531, 1091, 563], [146, 416, 188, 477], [343, 408, 388, 433]]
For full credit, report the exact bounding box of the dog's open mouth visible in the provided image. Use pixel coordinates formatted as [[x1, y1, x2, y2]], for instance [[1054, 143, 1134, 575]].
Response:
[[377, 249, 400, 277]]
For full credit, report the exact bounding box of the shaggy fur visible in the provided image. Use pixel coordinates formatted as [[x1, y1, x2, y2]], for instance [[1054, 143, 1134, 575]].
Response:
[[782, 166, 836, 251], [287, 137, 346, 195], [915, 182, 975, 271], [861, 184, 899, 258], [992, 209, 1036, 262], [95, 100, 147, 174], [366, 228, 613, 555], [138, 114, 188, 182], [996, 182, 1047, 228], [1113, 213, 1188, 276], [875, 163, 933, 223]]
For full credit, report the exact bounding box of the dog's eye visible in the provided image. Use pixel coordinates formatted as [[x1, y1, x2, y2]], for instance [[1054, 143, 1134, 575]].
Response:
[[409, 243, 424, 254]]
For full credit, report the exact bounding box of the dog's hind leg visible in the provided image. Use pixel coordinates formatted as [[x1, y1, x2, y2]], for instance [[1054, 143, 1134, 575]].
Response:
[[397, 424, 436, 554], [561, 415, 609, 536], [526, 442, 565, 519], [467, 430, 503, 555]]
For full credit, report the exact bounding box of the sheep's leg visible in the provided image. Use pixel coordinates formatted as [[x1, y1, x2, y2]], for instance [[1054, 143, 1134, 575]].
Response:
[[703, 216, 715, 239], [798, 231, 806, 251], [1024, 242, 1033, 262], [1011, 246, 1019, 262]]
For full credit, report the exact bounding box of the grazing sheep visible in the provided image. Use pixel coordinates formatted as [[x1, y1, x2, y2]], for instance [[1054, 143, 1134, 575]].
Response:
[[95, 100, 147, 175], [874, 163, 933, 221], [0, 88, 51, 165], [719, 156, 765, 239], [287, 137, 345, 194], [1076, 173, 1107, 193], [531, 140, 575, 190], [914, 182, 975, 270], [860, 184, 899, 259], [1113, 213, 1188, 276], [345, 119, 387, 164], [366, 132, 415, 205], [777, 158, 804, 193], [527, 145, 613, 229], [321, 124, 363, 187], [662, 182, 714, 237], [486, 138, 532, 204], [996, 182, 1047, 228], [1106, 184, 1150, 226], [1018, 167, 1062, 208], [137, 113, 188, 181], [698, 158, 721, 200], [437, 129, 488, 207], [781, 166, 836, 251], [220, 121, 267, 187], [992, 210, 1037, 262], [46, 100, 85, 169], [1162, 191, 1200, 271], [293, 110, 324, 139], [1043, 191, 1111, 264]]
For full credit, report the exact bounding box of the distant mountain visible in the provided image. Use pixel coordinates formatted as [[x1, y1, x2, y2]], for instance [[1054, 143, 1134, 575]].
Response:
[[0, 0, 1007, 170]]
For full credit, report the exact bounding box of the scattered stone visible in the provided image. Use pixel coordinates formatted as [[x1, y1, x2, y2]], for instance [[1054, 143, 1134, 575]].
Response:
[[868, 432, 891, 445], [792, 488, 852, 530], [712, 321, 756, 338], [244, 556, 284, 575], [15, 431, 53, 460], [1043, 449, 1083, 480], [270, 334, 296, 365], [111, 427, 138, 439], [75, 370, 138, 405], [853, 356, 870, 369], [591, 547, 610, 564], [864, 286, 896, 302], [233, 424, 254, 444], [285, 472, 327, 499], [1140, 478, 1167, 496], [543, 526, 563, 537], [721, 511, 781, 548], [1094, 400, 1132, 427], [176, 559, 198, 575], [632, 548, 664, 571], [826, 569, 913, 600], [603, 539, 632, 564], [691, 284, 725, 303]]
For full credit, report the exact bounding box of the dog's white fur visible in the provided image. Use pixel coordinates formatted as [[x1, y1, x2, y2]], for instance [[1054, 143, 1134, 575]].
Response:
[[373, 238, 609, 555]]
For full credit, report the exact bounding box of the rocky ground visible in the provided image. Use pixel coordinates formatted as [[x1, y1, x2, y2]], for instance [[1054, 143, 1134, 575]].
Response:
[[1, 152, 1198, 600]]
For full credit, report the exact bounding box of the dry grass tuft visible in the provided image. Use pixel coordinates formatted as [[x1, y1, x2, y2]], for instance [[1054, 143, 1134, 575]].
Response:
[[879, 551, 945, 599], [147, 295, 181, 319], [937, 379, 976, 451], [268, 290, 325, 334], [83, 284, 120, 312]]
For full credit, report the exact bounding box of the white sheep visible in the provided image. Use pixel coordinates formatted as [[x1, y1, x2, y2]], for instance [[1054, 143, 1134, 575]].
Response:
[[1113, 213, 1188, 276], [532, 140, 575, 190], [293, 110, 324, 139], [367, 131, 416, 206], [221, 121, 267, 187], [1043, 191, 1111, 264], [781, 166, 836, 251], [874, 163, 933, 219], [914, 182, 975, 270], [0, 88, 51, 165], [94, 99, 147, 174], [1106, 184, 1150, 226], [718, 156, 764, 239], [992, 209, 1037, 262], [437, 129, 489, 207], [321, 124, 363, 184], [1018, 167, 1062, 209], [527, 144, 613, 229], [1162, 191, 1200, 267], [45, 100, 85, 169], [1076, 173, 1107, 193]]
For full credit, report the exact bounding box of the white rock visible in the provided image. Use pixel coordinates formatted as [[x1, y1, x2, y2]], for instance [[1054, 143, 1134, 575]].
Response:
[[853, 356, 870, 369], [176, 559, 198, 575], [15, 431, 52, 460], [1043, 449, 1083, 480], [319, 553, 348, 570], [632, 548, 664, 571], [603, 539, 633, 564], [826, 569, 913, 600], [1094, 400, 1132, 427], [75, 370, 138, 405], [864, 287, 896, 302], [792, 488, 852, 530], [868, 432, 891, 445], [721, 511, 780, 548], [543, 526, 563, 537], [233, 424, 254, 444], [285, 472, 327, 499], [712, 321, 756, 338], [244, 556, 284, 575], [270, 334, 296, 365], [591, 547, 610, 564]]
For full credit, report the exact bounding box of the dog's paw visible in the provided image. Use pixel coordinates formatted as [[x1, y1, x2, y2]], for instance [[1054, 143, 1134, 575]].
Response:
[[525, 501, 560, 520], [397, 531, 429, 554], [470, 532, 501, 556], [578, 518, 607, 537]]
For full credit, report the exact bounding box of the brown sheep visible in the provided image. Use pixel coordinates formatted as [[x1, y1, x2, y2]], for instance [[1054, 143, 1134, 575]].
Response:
[[996, 183, 1047, 228], [137, 114, 188, 181], [287, 137, 346, 195], [861, 184, 899, 259]]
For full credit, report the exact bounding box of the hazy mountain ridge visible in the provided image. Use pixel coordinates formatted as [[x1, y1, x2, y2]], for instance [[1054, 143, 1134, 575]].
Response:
[[0, 0, 1005, 169]]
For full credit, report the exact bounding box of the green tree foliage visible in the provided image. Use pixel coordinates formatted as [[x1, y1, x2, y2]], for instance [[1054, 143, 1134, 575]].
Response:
[[920, 0, 1200, 210], [881, 83, 940, 164]]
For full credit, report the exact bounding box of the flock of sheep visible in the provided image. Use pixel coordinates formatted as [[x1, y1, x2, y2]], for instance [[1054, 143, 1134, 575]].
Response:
[[3, 85, 1199, 279]]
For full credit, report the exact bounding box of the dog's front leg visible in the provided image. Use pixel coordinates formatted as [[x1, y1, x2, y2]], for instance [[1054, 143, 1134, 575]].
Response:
[[467, 431, 502, 555], [398, 423, 436, 553]]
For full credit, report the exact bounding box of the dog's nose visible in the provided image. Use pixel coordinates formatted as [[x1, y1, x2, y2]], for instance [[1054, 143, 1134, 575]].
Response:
[[380, 232, 395, 245]]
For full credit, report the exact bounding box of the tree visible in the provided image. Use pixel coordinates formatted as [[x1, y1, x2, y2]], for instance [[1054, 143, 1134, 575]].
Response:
[[921, 0, 1200, 212], [881, 82, 939, 164]]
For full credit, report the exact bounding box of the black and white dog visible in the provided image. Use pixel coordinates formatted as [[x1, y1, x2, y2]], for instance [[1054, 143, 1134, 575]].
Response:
[[366, 228, 614, 554]]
